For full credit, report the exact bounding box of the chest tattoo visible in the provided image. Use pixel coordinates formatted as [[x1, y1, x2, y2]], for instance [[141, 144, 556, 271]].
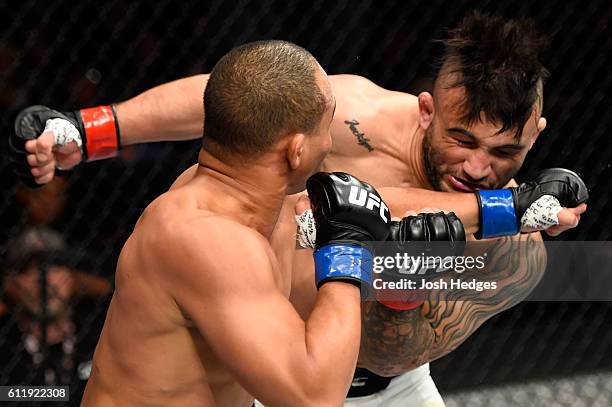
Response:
[[345, 119, 374, 152]]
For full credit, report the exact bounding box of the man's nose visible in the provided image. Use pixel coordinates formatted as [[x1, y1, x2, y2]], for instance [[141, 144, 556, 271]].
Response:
[[463, 149, 492, 182]]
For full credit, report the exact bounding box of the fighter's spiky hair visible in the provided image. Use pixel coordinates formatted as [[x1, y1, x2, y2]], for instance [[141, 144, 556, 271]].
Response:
[[439, 12, 549, 138]]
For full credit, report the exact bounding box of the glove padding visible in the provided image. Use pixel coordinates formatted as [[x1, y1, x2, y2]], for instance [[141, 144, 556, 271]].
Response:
[[389, 211, 465, 252], [377, 212, 466, 310], [476, 168, 588, 239], [307, 172, 390, 290], [9, 106, 81, 188]]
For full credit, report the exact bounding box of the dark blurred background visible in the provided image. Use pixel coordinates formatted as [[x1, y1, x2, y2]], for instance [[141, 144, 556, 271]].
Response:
[[1, 0, 611, 405]]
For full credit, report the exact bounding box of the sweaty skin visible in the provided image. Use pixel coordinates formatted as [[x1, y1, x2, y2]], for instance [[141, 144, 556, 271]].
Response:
[[27, 74, 585, 378]]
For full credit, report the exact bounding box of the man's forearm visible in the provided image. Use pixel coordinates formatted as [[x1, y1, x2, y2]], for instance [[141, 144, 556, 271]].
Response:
[[300, 283, 363, 403], [380, 187, 480, 234], [115, 75, 208, 145]]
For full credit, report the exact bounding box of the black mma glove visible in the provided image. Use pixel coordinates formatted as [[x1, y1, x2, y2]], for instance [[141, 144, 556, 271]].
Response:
[[475, 168, 588, 238], [306, 172, 390, 291], [379, 212, 466, 310], [388, 212, 465, 251], [9, 105, 120, 187]]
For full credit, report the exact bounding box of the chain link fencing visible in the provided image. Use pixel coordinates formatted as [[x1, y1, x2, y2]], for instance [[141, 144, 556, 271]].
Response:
[[1, 0, 611, 405]]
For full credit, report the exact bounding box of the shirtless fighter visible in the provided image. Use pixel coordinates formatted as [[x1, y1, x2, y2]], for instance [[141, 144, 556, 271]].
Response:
[[49, 40, 404, 406], [10, 13, 588, 406]]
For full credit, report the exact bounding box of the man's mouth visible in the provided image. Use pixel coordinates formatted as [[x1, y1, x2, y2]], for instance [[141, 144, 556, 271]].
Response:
[[447, 175, 489, 192]]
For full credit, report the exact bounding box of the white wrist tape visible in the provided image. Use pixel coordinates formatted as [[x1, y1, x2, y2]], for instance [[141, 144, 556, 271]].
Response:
[[520, 195, 563, 230], [295, 209, 316, 249], [45, 118, 83, 151]]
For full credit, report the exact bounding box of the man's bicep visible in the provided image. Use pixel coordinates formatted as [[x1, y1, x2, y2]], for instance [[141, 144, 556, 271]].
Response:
[[116, 74, 209, 144]]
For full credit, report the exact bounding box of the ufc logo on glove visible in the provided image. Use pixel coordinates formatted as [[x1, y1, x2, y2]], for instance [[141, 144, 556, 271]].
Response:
[[348, 186, 389, 222]]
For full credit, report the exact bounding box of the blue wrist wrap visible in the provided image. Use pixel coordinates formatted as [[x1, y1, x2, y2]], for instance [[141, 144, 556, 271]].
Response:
[[314, 244, 372, 289], [477, 189, 519, 238]]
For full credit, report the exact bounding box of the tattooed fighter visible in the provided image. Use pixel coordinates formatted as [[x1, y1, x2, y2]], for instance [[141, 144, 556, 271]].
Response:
[[11, 13, 588, 407]]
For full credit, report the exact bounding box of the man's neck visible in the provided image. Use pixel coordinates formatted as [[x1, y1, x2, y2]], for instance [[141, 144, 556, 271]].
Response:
[[194, 149, 289, 239], [406, 127, 434, 189]]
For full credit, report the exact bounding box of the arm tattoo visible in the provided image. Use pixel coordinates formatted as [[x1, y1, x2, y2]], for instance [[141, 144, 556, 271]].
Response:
[[345, 119, 374, 152], [360, 233, 547, 376], [359, 302, 434, 376]]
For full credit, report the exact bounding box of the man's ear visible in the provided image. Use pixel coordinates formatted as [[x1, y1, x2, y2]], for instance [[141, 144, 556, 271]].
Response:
[[537, 117, 547, 133], [286, 133, 306, 170], [418, 92, 435, 130], [529, 117, 547, 149]]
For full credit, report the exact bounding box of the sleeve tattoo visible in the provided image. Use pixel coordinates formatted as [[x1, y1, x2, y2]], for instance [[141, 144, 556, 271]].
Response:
[[359, 232, 547, 376]]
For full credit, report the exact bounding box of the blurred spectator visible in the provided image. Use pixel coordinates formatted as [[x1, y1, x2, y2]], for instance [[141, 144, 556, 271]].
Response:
[[0, 227, 111, 405], [2, 176, 111, 405]]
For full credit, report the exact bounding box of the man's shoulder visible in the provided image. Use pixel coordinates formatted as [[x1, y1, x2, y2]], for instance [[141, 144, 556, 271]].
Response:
[[136, 197, 269, 269], [329, 74, 380, 92], [330, 74, 415, 100], [157, 210, 265, 253], [330, 74, 386, 100], [330, 74, 418, 119]]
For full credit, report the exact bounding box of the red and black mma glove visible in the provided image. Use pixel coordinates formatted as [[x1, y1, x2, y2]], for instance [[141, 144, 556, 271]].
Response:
[[378, 212, 466, 310], [475, 169, 588, 239], [306, 172, 390, 296], [9, 105, 120, 187]]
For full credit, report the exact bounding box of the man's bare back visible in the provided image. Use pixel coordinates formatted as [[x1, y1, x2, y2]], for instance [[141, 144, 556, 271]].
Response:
[[83, 169, 282, 406]]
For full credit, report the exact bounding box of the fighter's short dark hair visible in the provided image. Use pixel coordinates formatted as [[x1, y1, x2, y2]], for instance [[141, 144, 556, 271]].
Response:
[[439, 12, 549, 138], [203, 40, 327, 159]]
